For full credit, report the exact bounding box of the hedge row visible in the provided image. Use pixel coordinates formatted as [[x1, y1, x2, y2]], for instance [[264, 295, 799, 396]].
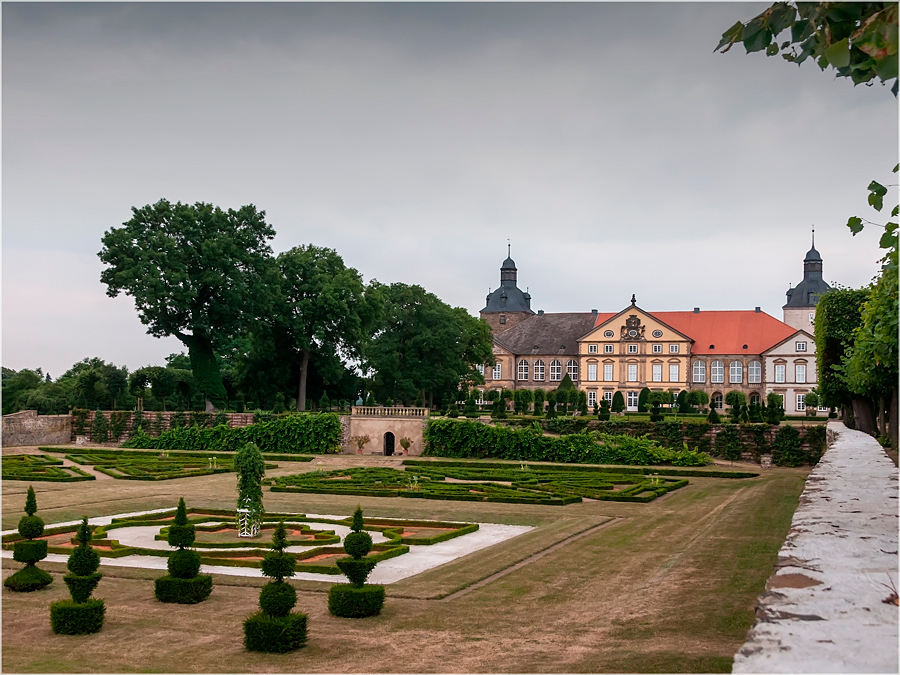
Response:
[[422, 419, 711, 466], [121, 414, 342, 454], [401, 459, 758, 479], [2, 455, 96, 482]]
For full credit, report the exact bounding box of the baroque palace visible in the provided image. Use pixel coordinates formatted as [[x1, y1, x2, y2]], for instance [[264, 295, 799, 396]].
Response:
[[479, 240, 831, 415]]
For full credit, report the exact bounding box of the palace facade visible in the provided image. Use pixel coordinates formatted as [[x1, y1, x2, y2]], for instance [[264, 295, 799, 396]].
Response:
[[479, 240, 830, 415]]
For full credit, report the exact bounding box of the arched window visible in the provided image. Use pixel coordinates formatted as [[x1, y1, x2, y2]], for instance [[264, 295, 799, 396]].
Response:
[[711, 360, 724, 384], [693, 360, 706, 383], [533, 360, 545, 381], [550, 360, 562, 381], [566, 359, 578, 381], [749, 393, 761, 405], [729, 360, 743, 384], [712, 393, 723, 409], [517, 360, 529, 380], [748, 361, 761, 384]]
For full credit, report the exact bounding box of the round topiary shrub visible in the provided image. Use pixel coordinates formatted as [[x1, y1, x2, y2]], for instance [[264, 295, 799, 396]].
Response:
[[167, 548, 201, 579], [343, 531, 373, 559], [18, 515, 45, 540], [166, 524, 196, 549], [51, 517, 104, 635], [68, 546, 100, 577], [259, 581, 297, 617]]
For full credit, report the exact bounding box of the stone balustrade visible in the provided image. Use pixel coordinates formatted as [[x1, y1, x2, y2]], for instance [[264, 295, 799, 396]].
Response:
[[351, 406, 429, 418]]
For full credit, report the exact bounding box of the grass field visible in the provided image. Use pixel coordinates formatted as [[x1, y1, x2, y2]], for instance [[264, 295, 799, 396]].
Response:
[[1, 446, 808, 673]]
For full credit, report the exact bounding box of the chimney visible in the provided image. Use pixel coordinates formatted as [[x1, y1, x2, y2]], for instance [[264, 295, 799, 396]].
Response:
[[693, 307, 700, 313], [754, 307, 761, 313], [591, 309, 598, 316], [537, 310, 544, 316]]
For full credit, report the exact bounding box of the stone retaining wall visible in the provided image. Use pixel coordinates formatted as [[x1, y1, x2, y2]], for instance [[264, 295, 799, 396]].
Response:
[[733, 421, 898, 673], [2, 410, 72, 447], [70, 410, 258, 444]]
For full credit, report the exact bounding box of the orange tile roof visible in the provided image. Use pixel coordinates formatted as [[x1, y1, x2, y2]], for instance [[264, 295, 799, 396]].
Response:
[[592, 310, 797, 355]]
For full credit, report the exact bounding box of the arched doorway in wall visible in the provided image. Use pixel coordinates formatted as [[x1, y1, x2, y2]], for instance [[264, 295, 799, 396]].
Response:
[[384, 432, 395, 456]]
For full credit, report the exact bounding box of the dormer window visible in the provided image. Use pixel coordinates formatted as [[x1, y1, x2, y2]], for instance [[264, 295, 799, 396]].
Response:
[[499, 315, 506, 325], [796, 341, 807, 352]]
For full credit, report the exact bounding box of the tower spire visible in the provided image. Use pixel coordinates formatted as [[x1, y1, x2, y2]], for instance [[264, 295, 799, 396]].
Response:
[[812, 224, 815, 248], [507, 239, 510, 258]]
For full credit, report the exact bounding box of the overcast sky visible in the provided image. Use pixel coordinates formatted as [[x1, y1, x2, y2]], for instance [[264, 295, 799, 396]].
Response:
[[3, 1, 897, 378]]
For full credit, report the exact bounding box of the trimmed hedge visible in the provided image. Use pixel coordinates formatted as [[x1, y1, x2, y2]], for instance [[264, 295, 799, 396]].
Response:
[[328, 584, 386, 618], [49, 599, 106, 635], [3, 564, 53, 592], [2, 455, 95, 482], [243, 612, 308, 653], [401, 459, 758, 479], [13, 539, 48, 564], [122, 414, 342, 454], [154, 575, 213, 604]]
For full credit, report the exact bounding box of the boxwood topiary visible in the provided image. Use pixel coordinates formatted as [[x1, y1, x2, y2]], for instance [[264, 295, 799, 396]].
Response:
[[4, 486, 52, 593], [244, 521, 307, 653], [343, 531, 373, 559], [153, 576, 213, 604], [155, 497, 212, 604], [167, 548, 201, 579], [51, 517, 104, 635], [329, 506, 385, 618]]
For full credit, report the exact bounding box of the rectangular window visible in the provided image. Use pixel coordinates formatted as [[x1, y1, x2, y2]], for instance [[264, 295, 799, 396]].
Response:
[[588, 344, 598, 354], [603, 391, 613, 402], [669, 364, 679, 382], [796, 394, 806, 412], [550, 361, 561, 381], [711, 361, 724, 384], [809, 312, 815, 324], [587, 391, 597, 407], [652, 364, 662, 382], [669, 344, 679, 354], [796, 364, 806, 383], [775, 364, 785, 383], [587, 364, 597, 381], [652, 344, 662, 354], [493, 363, 502, 380], [533, 361, 544, 381], [626, 391, 638, 409], [729, 361, 743, 384], [603, 364, 614, 381], [693, 361, 706, 383], [627, 364, 638, 382], [627, 344, 638, 354], [604, 344, 614, 354], [748, 361, 761, 383], [796, 341, 807, 352]]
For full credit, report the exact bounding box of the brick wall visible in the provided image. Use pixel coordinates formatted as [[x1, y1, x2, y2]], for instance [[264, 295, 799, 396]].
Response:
[[71, 410, 258, 444], [2, 410, 72, 447]]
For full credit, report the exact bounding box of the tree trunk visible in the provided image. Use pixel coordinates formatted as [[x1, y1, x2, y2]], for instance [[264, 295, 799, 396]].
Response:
[[842, 404, 854, 428], [877, 395, 887, 437], [183, 333, 228, 411], [890, 387, 898, 451], [297, 348, 310, 411], [851, 397, 878, 435]]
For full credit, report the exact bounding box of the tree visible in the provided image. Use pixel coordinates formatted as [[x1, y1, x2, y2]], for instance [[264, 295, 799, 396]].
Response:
[[329, 506, 385, 618], [804, 389, 821, 416], [725, 391, 747, 422], [611, 391, 625, 413], [50, 517, 104, 635], [4, 486, 53, 592], [366, 283, 493, 407], [155, 497, 212, 604], [99, 200, 277, 409], [274, 245, 380, 412], [766, 392, 786, 425], [716, 2, 898, 96], [533, 388, 545, 415], [235, 442, 265, 537], [638, 387, 651, 413]]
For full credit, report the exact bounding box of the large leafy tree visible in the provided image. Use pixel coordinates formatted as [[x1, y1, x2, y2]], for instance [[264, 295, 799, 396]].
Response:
[[274, 245, 381, 411], [365, 283, 493, 408], [716, 2, 898, 96], [99, 200, 277, 409]]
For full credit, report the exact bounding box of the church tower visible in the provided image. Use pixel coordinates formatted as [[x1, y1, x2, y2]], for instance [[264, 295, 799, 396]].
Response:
[[480, 247, 535, 334], [783, 230, 831, 333]]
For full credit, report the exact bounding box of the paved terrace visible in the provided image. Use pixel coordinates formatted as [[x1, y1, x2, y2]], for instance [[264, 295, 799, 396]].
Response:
[[733, 422, 898, 674]]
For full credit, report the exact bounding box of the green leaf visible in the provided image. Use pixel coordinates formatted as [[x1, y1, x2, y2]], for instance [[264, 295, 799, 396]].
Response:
[[769, 3, 797, 35], [715, 21, 744, 52], [825, 38, 851, 68], [868, 181, 888, 211], [879, 230, 898, 250], [875, 55, 899, 82], [892, 205, 899, 218], [766, 43, 780, 56], [847, 216, 864, 235], [791, 18, 814, 42]]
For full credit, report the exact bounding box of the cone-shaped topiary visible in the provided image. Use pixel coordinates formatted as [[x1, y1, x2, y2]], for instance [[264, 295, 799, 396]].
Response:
[[329, 506, 385, 618], [154, 498, 212, 604], [5, 486, 53, 592], [244, 521, 307, 653], [50, 517, 104, 634]]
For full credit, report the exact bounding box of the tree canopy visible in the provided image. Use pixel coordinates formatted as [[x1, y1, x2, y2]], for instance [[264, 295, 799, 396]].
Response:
[[716, 2, 898, 95], [98, 200, 277, 408]]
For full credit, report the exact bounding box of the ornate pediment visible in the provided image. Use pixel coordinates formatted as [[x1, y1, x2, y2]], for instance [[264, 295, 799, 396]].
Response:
[[620, 314, 645, 340]]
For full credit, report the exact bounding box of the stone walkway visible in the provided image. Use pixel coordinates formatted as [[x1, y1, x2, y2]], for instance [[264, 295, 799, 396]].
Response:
[[733, 422, 899, 674]]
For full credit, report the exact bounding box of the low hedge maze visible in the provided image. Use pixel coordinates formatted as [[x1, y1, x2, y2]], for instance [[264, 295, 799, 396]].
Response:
[[2, 455, 95, 482], [49, 449, 282, 481]]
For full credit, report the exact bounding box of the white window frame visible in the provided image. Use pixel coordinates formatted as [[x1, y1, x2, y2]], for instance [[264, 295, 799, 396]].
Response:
[[549, 360, 562, 382], [652, 344, 662, 354], [517, 360, 529, 381], [567, 359, 579, 381], [604, 344, 614, 354], [775, 364, 785, 383], [693, 360, 706, 383], [476, 364, 484, 376], [669, 364, 679, 382], [652, 364, 662, 382], [628, 344, 638, 354], [669, 344, 679, 354], [729, 360, 743, 384], [587, 364, 598, 381], [588, 344, 598, 354], [711, 360, 724, 384], [796, 341, 807, 352], [604, 330, 614, 338], [748, 361, 761, 384], [602, 391, 613, 402], [533, 360, 545, 381], [493, 363, 502, 381], [587, 391, 597, 407], [627, 364, 638, 382], [796, 394, 806, 411], [796, 364, 807, 383], [712, 393, 723, 409], [603, 364, 614, 382], [626, 391, 639, 410]]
